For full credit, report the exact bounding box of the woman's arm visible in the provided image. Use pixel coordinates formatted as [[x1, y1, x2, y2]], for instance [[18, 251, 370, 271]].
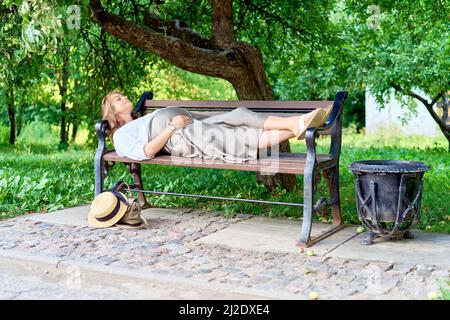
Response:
[[143, 127, 174, 158], [143, 115, 192, 158]]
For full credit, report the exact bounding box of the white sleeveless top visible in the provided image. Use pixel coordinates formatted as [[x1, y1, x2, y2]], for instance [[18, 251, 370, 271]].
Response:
[[112, 110, 161, 160]]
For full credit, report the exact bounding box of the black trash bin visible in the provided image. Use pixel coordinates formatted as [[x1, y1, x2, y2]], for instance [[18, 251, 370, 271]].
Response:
[[348, 160, 430, 245]]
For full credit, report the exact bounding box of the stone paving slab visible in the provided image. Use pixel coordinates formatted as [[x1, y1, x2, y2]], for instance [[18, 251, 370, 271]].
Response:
[[24, 204, 92, 226], [196, 216, 358, 256], [24, 205, 201, 227], [0, 205, 448, 300], [332, 231, 450, 267], [197, 216, 450, 267]]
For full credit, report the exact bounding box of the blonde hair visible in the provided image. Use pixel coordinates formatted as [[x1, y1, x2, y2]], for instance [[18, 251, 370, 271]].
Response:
[[101, 90, 134, 143]]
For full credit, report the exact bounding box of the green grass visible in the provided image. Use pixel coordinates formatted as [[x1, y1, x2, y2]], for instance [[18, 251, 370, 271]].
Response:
[[0, 123, 448, 233], [439, 279, 450, 300]]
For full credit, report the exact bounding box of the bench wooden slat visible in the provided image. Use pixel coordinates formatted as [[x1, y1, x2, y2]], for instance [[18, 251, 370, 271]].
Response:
[[143, 110, 327, 117], [144, 100, 333, 110], [103, 151, 332, 175], [141, 110, 334, 135]]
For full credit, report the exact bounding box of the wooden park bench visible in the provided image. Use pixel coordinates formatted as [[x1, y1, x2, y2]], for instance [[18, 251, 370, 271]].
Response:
[[94, 91, 348, 247]]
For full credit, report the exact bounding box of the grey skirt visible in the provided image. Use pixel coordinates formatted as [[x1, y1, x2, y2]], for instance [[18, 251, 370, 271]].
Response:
[[148, 106, 269, 164]]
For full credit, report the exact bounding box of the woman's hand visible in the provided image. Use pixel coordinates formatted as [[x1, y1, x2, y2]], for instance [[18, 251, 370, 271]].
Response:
[[170, 115, 192, 129]]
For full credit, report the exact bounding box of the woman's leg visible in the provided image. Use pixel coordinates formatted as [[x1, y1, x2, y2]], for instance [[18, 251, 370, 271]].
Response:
[[202, 107, 328, 137], [228, 107, 300, 131], [264, 114, 324, 136], [258, 129, 295, 149], [202, 107, 268, 128], [202, 107, 312, 136], [263, 115, 299, 131]]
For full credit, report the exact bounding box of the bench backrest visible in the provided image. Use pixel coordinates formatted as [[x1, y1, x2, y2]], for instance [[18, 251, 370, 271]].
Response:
[[132, 92, 347, 137], [143, 100, 332, 116]]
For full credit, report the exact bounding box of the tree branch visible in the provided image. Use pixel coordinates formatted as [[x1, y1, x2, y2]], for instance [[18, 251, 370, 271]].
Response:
[[390, 83, 429, 106], [88, 0, 274, 101], [391, 82, 449, 131], [143, 11, 212, 49], [430, 91, 445, 108], [88, 0, 245, 79], [238, 0, 312, 38]]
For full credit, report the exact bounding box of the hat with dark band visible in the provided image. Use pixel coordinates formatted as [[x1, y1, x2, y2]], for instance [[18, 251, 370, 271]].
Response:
[[88, 191, 129, 228]]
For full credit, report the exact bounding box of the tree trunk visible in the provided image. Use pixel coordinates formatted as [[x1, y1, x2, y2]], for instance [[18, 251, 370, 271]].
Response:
[[7, 101, 15, 145], [440, 93, 449, 123], [438, 93, 449, 150], [71, 121, 78, 143], [420, 101, 449, 150], [422, 102, 449, 150], [57, 52, 70, 148], [16, 103, 24, 137], [226, 44, 296, 191], [60, 100, 68, 145], [5, 88, 15, 145], [88, 0, 297, 191]]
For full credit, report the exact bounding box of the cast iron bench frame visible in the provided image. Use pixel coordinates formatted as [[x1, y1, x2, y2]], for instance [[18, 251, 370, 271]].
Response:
[[94, 90, 348, 247]]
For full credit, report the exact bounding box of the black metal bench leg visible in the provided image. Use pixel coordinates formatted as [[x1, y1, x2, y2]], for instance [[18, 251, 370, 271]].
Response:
[[297, 164, 345, 248], [94, 140, 108, 197], [94, 120, 108, 198], [127, 163, 151, 209], [298, 167, 315, 247], [94, 157, 105, 197], [323, 164, 343, 227]]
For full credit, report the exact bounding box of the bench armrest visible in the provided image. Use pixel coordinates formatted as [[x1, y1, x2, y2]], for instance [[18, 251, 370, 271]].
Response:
[[94, 119, 112, 195], [95, 119, 109, 140], [95, 119, 112, 159], [133, 91, 153, 117], [305, 91, 348, 160], [316, 91, 347, 133]]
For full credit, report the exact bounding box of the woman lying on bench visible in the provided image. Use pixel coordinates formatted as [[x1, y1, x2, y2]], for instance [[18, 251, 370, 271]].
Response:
[[101, 91, 332, 164]]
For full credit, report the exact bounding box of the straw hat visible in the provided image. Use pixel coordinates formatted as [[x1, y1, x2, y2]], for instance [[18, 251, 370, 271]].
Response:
[[88, 191, 129, 228]]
